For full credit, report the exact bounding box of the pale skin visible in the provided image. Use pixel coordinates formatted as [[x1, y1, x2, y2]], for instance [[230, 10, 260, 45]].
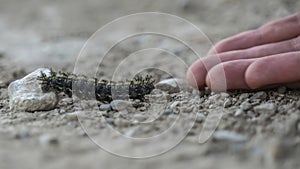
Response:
[[187, 12, 300, 91]]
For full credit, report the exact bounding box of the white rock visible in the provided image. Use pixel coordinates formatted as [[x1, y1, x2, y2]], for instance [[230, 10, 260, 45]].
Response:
[[39, 134, 59, 145], [253, 103, 277, 114], [124, 127, 139, 137], [110, 100, 130, 110], [251, 91, 267, 100], [8, 68, 58, 112], [99, 104, 112, 111], [240, 101, 252, 111], [196, 113, 206, 123], [213, 130, 248, 143], [155, 78, 191, 94], [133, 114, 148, 122], [234, 109, 244, 117], [223, 99, 232, 108], [64, 111, 86, 121], [170, 101, 180, 109]]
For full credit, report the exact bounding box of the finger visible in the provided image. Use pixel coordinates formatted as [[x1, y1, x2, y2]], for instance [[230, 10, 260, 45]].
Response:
[[187, 55, 221, 88], [246, 52, 300, 89], [205, 59, 253, 91], [208, 12, 300, 55], [187, 35, 300, 88]]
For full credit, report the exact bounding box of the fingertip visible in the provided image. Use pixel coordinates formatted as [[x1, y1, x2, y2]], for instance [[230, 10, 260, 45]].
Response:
[[186, 59, 207, 88], [205, 64, 227, 92], [207, 60, 253, 91], [245, 60, 267, 89]]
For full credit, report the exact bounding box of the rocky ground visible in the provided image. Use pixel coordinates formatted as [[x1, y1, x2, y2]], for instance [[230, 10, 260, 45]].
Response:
[[0, 0, 300, 169]]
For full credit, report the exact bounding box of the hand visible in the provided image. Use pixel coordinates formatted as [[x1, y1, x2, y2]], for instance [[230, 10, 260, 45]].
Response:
[[187, 12, 300, 91]]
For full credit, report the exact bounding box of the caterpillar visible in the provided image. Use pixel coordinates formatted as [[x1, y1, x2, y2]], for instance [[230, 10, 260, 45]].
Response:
[[37, 70, 155, 103]]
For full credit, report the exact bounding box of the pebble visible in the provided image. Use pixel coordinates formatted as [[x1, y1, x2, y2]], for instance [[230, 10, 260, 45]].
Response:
[[60, 98, 73, 105], [234, 109, 244, 117], [64, 111, 85, 121], [133, 114, 148, 122], [223, 99, 232, 108], [250, 91, 267, 100], [99, 104, 112, 111], [277, 86, 286, 94], [208, 94, 220, 101], [0, 80, 6, 88], [124, 127, 138, 137], [220, 92, 230, 98], [110, 100, 130, 110], [14, 130, 30, 139], [105, 118, 115, 125], [213, 130, 248, 143], [39, 134, 59, 145], [196, 113, 206, 123], [240, 101, 252, 111], [114, 118, 131, 127], [253, 103, 277, 114], [162, 110, 173, 116], [239, 93, 250, 100], [170, 101, 180, 109], [155, 78, 190, 94], [8, 68, 58, 112]]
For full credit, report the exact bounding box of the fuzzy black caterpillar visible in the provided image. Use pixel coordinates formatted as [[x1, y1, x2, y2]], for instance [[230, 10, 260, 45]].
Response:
[[37, 70, 155, 103]]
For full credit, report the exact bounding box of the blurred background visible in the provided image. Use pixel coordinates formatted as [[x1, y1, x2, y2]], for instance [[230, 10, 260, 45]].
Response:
[[1, 0, 299, 72]]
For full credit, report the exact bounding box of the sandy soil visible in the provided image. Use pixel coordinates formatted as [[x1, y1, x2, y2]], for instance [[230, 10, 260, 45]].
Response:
[[0, 0, 300, 169]]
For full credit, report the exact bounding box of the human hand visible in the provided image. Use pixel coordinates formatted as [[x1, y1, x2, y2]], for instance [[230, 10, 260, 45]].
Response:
[[187, 12, 300, 91]]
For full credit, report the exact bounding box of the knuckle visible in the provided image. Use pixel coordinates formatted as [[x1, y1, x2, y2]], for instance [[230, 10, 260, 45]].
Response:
[[290, 36, 300, 51]]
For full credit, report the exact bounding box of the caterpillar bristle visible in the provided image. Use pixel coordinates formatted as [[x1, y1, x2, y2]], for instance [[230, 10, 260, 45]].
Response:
[[37, 70, 155, 103]]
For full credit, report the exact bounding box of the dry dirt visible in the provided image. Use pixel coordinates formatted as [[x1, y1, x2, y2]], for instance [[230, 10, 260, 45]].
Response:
[[0, 0, 300, 169]]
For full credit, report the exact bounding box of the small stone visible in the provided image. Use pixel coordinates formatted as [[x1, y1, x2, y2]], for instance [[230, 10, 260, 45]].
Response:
[[239, 93, 250, 100], [14, 130, 30, 139], [39, 134, 59, 145], [170, 101, 180, 109], [8, 68, 58, 112], [99, 104, 112, 111], [223, 99, 232, 108], [250, 91, 267, 100], [124, 127, 138, 137], [110, 100, 130, 110], [234, 109, 244, 117], [277, 86, 286, 94], [115, 119, 131, 127], [155, 78, 191, 94], [60, 98, 73, 105], [162, 110, 173, 116], [0, 80, 6, 88], [213, 130, 248, 143], [64, 111, 85, 121], [196, 113, 206, 123], [133, 114, 147, 122], [208, 94, 221, 101], [240, 101, 252, 111], [220, 92, 230, 98], [105, 118, 115, 125], [253, 103, 277, 114]]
